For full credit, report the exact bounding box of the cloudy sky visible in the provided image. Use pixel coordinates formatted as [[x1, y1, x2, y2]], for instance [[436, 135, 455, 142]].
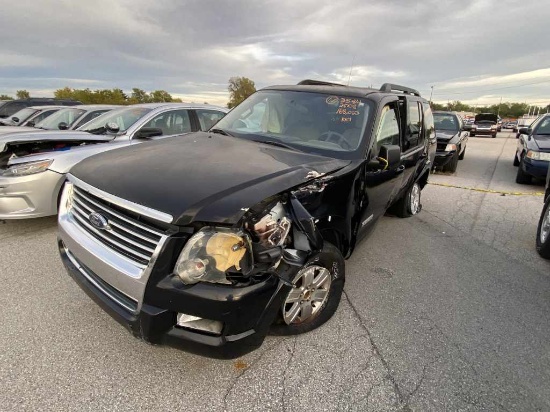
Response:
[[1, 0, 549, 107]]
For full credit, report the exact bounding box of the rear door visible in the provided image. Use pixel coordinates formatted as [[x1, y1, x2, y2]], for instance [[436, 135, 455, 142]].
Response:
[[397, 98, 426, 195]]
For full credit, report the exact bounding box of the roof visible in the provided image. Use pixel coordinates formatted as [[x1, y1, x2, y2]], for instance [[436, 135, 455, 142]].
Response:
[[119, 102, 228, 111], [27, 105, 68, 110], [261, 80, 424, 101]]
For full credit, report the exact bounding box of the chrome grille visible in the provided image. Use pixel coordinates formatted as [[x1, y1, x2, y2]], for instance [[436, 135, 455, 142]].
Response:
[[69, 185, 165, 268]]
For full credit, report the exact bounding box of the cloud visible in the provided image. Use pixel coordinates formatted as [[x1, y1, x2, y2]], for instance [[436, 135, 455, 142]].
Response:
[[0, 0, 548, 106]]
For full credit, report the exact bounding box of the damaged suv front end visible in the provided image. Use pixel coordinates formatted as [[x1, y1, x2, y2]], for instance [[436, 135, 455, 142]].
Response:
[[58, 167, 345, 358]]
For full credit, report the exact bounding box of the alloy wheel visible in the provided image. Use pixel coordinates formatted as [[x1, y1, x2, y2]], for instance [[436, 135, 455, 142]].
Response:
[[282, 265, 331, 325]]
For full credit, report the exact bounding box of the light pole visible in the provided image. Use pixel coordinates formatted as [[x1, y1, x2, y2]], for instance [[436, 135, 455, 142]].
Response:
[[497, 96, 502, 117], [429, 86, 434, 104]]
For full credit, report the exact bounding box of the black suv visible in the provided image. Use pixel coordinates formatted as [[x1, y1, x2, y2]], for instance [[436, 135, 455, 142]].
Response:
[[0, 98, 81, 119], [58, 80, 435, 358]]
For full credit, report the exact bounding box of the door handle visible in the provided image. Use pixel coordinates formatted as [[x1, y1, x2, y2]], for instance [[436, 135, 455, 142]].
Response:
[[396, 165, 405, 173]]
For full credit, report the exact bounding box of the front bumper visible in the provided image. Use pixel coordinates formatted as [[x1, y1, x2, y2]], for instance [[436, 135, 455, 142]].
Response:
[[434, 151, 456, 167], [471, 128, 496, 135], [0, 169, 64, 219], [522, 157, 549, 179]]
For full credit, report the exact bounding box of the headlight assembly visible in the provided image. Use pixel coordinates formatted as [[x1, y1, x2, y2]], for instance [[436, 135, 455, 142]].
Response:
[[445, 144, 457, 152], [526, 150, 541, 160], [2, 159, 53, 177], [174, 227, 253, 285]]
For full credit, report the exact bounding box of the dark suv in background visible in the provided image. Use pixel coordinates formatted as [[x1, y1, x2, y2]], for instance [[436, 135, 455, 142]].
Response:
[[58, 80, 435, 358], [470, 113, 498, 138], [0, 98, 81, 119]]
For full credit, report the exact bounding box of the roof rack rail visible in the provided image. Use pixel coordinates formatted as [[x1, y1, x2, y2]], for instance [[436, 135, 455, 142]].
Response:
[[379, 83, 421, 97], [297, 79, 346, 87]]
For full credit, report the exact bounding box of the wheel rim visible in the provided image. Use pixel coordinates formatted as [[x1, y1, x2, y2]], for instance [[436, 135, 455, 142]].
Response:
[[409, 184, 421, 215], [282, 265, 331, 325], [540, 207, 550, 244]]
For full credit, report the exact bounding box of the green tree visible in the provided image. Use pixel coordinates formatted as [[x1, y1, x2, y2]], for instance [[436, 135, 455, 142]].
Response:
[[227, 77, 256, 108], [149, 90, 174, 102], [16, 90, 30, 99], [0, 94, 13, 100], [129, 88, 150, 104]]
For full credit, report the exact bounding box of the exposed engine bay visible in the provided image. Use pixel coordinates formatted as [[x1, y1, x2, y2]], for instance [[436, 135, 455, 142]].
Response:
[[0, 140, 108, 169]]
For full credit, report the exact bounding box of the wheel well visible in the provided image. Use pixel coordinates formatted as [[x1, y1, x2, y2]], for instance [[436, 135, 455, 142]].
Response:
[[320, 228, 347, 257]]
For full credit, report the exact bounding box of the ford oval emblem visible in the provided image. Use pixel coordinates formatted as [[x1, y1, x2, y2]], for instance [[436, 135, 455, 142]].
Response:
[[89, 212, 110, 230]]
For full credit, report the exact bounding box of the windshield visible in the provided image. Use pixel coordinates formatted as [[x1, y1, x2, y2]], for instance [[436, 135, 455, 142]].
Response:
[[9, 108, 37, 123], [35, 108, 85, 130], [434, 113, 459, 131], [213, 90, 373, 158], [78, 107, 152, 134]]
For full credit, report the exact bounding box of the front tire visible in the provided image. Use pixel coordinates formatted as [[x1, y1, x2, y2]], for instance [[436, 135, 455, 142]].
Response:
[[513, 153, 520, 166], [444, 152, 459, 173], [270, 242, 345, 336], [515, 157, 532, 184], [536, 199, 550, 259], [470, 132, 475, 137], [492, 133, 497, 138], [458, 146, 466, 160]]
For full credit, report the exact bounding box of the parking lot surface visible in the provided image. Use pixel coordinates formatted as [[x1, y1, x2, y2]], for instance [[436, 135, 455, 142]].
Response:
[[2, 130, 550, 411]]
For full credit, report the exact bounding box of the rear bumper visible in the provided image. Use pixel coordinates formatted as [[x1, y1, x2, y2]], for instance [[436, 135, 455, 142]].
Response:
[[58, 238, 292, 359], [522, 158, 549, 179]]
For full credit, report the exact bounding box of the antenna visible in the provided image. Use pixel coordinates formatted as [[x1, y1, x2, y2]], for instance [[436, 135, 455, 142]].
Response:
[[347, 55, 356, 86]]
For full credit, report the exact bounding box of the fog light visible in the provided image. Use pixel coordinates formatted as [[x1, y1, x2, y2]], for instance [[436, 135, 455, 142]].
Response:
[[176, 313, 223, 335]]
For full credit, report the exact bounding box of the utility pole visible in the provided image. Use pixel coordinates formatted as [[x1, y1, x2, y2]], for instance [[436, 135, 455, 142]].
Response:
[[429, 85, 434, 104], [497, 96, 502, 117]]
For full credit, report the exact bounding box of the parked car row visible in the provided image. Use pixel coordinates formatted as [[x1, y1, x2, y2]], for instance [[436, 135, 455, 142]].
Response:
[[0, 102, 227, 219], [1, 81, 439, 358], [0, 97, 81, 119]]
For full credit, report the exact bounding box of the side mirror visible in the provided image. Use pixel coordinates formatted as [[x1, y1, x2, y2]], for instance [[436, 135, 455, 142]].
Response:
[[379, 144, 401, 169], [518, 127, 530, 135], [58, 122, 69, 130], [12, 117, 19, 123], [105, 122, 120, 133], [134, 127, 163, 139]]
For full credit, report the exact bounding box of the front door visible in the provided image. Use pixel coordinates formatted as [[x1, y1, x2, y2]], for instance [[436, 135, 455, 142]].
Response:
[[356, 101, 404, 242]]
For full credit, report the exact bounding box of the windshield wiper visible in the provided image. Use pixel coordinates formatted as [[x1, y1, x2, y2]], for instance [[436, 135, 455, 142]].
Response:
[[210, 128, 234, 137], [252, 139, 299, 151]]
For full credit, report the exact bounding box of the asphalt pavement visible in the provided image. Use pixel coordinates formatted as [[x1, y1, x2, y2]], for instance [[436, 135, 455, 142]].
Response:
[[1, 130, 549, 411]]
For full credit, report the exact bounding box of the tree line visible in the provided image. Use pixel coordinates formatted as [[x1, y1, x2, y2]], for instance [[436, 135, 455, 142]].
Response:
[[0, 88, 183, 105], [431, 100, 550, 118]]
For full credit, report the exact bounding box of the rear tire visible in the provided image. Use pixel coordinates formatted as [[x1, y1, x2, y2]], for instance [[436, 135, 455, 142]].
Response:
[[536, 199, 550, 259], [270, 242, 344, 336], [387, 182, 422, 218], [470, 132, 475, 137], [492, 133, 497, 138], [515, 157, 532, 184]]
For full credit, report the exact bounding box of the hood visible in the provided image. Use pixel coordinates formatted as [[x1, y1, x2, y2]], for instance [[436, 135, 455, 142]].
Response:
[[475, 113, 498, 123], [0, 126, 37, 135], [435, 130, 458, 141], [532, 135, 550, 151], [0, 130, 112, 153], [70, 132, 350, 225]]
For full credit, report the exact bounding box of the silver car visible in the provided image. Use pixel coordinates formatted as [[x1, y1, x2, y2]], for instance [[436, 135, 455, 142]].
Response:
[[0, 103, 227, 219], [0, 105, 64, 127], [0, 105, 119, 135]]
